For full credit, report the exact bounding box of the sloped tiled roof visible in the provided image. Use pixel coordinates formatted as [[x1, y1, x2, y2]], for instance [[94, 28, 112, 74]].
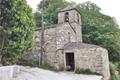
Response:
[[63, 42, 100, 50]]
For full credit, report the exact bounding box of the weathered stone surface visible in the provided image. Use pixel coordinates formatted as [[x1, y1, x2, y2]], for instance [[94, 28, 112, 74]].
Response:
[[0, 65, 20, 80]]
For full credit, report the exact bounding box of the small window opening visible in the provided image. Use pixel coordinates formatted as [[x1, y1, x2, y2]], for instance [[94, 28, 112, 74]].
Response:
[[65, 12, 69, 22]]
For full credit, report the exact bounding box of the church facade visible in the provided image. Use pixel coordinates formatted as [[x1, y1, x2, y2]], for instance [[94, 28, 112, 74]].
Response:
[[25, 7, 110, 80]]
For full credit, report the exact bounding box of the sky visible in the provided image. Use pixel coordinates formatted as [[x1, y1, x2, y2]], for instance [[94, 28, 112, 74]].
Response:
[[26, 0, 120, 26]]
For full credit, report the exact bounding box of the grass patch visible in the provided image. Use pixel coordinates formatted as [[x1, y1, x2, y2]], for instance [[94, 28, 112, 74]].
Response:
[[75, 68, 100, 75], [17, 59, 63, 72], [17, 59, 38, 67], [38, 64, 59, 71]]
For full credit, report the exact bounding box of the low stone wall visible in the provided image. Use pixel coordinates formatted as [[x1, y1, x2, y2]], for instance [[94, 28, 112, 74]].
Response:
[[0, 65, 20, 80]]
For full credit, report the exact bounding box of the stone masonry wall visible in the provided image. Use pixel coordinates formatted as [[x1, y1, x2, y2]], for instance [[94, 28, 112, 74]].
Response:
[[58, 10, 81, 24], [47, 45, 110, 80], [32, 22, 77, 66], [56, 23, 76, 49], [58, 9, 82, 42], [33, 27, 57, 65], [75, 47, 110, 80]]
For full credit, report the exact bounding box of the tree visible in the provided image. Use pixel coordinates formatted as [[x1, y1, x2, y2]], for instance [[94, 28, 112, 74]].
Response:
[[77, 1, 120, 62], [0, 26, 7, 59], [37, 0, 69, 26], [0, 0, 35, 65]]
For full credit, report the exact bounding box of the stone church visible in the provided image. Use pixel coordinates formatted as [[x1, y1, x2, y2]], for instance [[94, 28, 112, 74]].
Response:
[[24, 6, 110, 80]]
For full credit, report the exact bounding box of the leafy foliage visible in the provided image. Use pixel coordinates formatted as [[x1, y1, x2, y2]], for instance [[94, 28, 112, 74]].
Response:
[[34, 12, 42, 27], [77, 1, 120, 62], [0, 0, 35, 65], [37, 0, 69, 26], [110, 62, 120, 80]]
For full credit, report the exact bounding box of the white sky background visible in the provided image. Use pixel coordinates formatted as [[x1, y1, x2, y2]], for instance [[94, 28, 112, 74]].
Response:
[[26, 0, 120, 26]]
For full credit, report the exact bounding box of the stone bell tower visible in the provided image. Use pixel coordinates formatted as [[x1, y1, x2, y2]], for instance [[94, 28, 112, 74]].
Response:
[[58, 6, 82, 42]]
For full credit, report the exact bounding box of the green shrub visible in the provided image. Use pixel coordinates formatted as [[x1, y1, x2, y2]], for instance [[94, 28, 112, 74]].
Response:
[[117, 62, 120, 72], [110, 62, 120, 80], [110, 62, 119, 75], [110, 75, 120, 80]]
